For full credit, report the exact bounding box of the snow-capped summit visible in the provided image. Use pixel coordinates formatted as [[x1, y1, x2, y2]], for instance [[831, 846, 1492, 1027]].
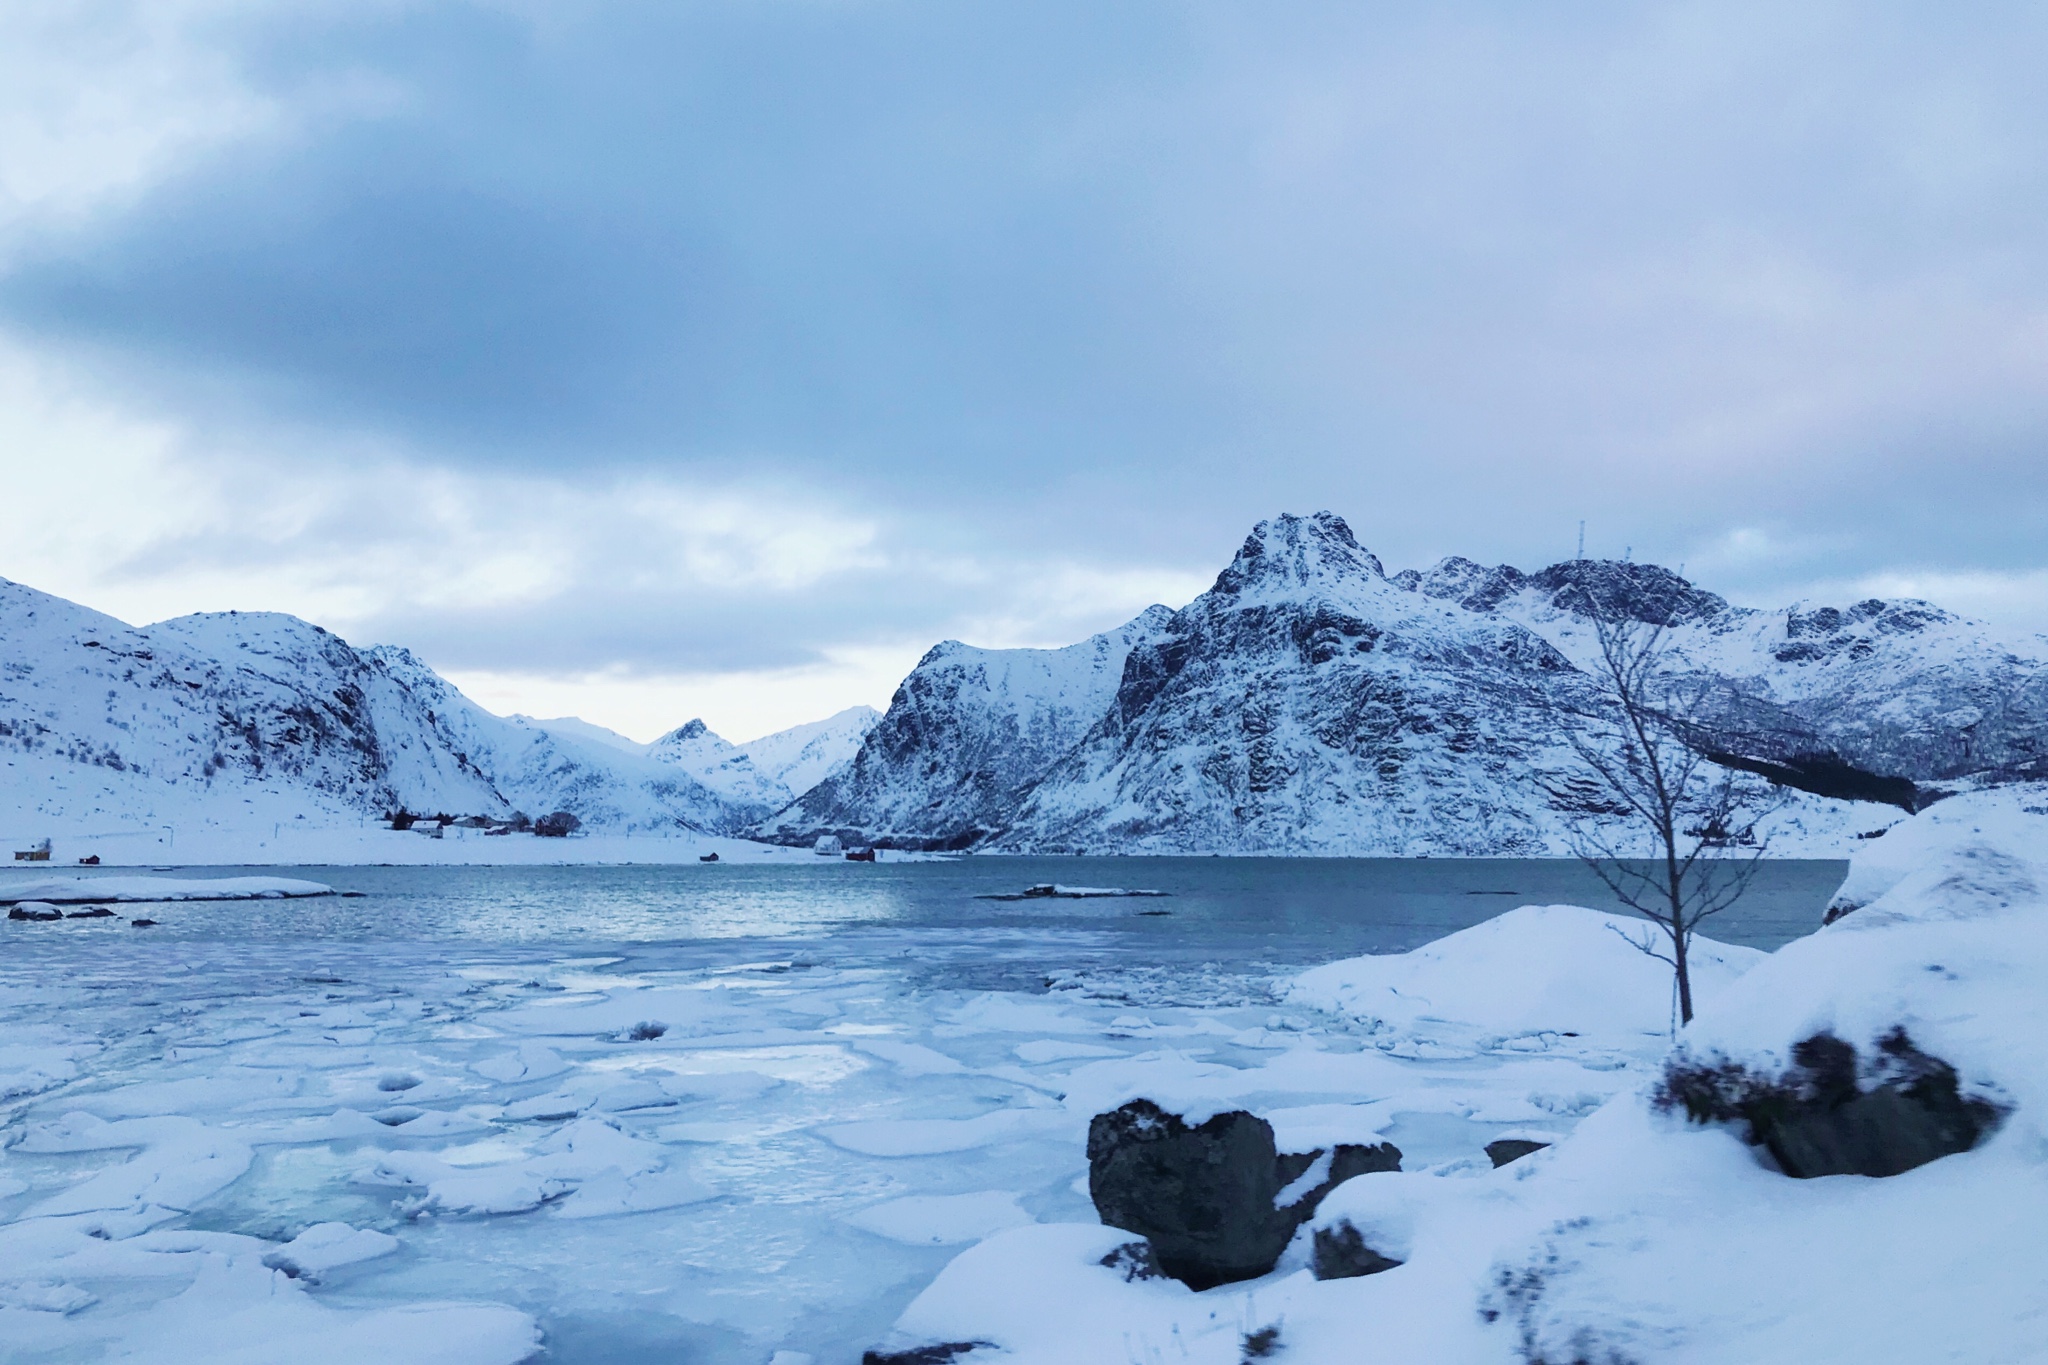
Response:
[[647, 719, 793, 817], [1208, 511, 1387, 602]]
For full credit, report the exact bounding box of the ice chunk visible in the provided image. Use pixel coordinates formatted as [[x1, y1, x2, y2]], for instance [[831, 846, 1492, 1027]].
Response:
[[842, 1191, 1034, 1245], [261, 1223, 401, 1280], [1013, 1039, 1122, 1064], [854, 1039, 966, 1075], [819, 1107, 1074, 1156]]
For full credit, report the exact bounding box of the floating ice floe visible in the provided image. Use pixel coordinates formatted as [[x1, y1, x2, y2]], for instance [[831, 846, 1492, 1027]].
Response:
[[841, 1191, 1034, 1245], [0, 874, 334, 903], [261, 1222, 401, 1281]]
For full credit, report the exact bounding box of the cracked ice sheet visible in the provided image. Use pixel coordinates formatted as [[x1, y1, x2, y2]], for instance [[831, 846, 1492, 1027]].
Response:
[[0, 931, 1659, 1364]]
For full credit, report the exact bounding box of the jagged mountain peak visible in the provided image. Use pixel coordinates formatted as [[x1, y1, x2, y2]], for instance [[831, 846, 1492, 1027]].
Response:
[[1393, 554, 1729, 627], [658, 718, 712, 744], [1209, 512, 1385, 601], [1525, 559, 1729, 627], [1784, 597, 1955, 640]]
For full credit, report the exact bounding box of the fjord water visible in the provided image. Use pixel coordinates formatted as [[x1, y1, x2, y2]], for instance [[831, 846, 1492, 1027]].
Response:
[[0, 858, 1845, 1365], [69, 855, 1848, 956]]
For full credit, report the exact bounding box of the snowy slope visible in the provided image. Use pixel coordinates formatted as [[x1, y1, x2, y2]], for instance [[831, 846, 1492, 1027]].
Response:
[[0, 583, 503, 847], [738, 705, 879, 799], [360, 647, 748, 833], [759, 609, 1175, 849]]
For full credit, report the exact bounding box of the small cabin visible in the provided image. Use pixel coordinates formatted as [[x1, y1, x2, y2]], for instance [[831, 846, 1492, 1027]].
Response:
[[13, 839, 50, 862]]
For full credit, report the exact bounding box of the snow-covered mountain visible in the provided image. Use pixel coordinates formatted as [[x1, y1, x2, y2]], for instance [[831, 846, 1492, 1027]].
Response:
[[759, 610, 1175, 849], [737, 705, 880, 799], [1442, 558, 2048, 794], [645, 719, 793, 821], [362, 647, 742, 833], [768, 512, 2048, 854], [0, 576, 848, 842]]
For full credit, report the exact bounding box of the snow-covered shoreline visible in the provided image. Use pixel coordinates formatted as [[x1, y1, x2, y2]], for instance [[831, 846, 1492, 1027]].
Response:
[[863, 787, 2048, 1364]]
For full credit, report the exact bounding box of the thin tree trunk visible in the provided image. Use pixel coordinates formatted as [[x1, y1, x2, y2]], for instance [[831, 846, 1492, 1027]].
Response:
[[1663, 817, 1693, 1025]]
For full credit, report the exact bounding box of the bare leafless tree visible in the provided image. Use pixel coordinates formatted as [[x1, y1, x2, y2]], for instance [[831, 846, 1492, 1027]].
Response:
[[1537, 577, 1783, 1026]]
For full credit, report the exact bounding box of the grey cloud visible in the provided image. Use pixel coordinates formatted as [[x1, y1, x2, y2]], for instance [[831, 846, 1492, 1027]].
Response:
[[7, 0, 2048, 674]]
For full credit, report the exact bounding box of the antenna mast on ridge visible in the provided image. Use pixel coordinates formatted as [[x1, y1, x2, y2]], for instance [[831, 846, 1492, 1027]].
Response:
[[1577, 521, 1585, 561]]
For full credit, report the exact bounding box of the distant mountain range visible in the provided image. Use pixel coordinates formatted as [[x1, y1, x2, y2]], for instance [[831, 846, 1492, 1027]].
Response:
[[762, 512, 2048, 854], [0, 575, 875, 841], [4, 510, 2042, 856]]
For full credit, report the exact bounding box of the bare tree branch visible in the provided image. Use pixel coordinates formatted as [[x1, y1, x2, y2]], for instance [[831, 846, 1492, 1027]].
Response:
[[1510, 568, 1788, 1025]]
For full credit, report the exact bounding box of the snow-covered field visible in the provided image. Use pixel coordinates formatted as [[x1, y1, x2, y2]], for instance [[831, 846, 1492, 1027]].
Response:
[[2, 824, 838, 869], [0, 795, 2037, 1363]]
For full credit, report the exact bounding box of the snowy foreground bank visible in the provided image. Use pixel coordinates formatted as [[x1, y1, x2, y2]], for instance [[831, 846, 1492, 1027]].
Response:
[[0, 791, 2041, 1363]]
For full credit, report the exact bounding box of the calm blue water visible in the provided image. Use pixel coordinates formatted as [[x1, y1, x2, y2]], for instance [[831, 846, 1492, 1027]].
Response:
[[27, 857, 1848, 963]]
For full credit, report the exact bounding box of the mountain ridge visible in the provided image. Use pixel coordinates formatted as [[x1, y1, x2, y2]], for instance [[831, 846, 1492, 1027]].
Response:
[[759, 512, 2048, 854]]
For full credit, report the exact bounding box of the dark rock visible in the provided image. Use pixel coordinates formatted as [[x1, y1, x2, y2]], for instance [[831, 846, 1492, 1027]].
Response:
[[1485, 1139, 1550, 1168], [1241, 1324, 1283, 1358], [66, 906, 116, 918], [129, 918, 158, 927], [1087, 1099, 1400, 1289], [1655, 1027, 2005, 1178], [8, 903, 63, 921], [1098, 1240, 1165, 1282], [622, 1021, 667, 1041], [861, 1343, 988, 1365], [1311, 1220, 1403, 1280]]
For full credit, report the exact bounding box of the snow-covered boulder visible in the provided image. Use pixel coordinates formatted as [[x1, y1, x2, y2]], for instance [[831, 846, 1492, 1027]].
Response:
[[1823, 785, 2048, 924], [1085, 1099, 1400, 1289]]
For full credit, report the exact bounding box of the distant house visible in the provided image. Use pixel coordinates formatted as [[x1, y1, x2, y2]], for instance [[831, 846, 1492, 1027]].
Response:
[[13, 839, 50, 862]]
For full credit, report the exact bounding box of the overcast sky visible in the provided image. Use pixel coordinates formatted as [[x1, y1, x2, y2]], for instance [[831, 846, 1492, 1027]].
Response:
[[5, 1, 2048, 741]]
